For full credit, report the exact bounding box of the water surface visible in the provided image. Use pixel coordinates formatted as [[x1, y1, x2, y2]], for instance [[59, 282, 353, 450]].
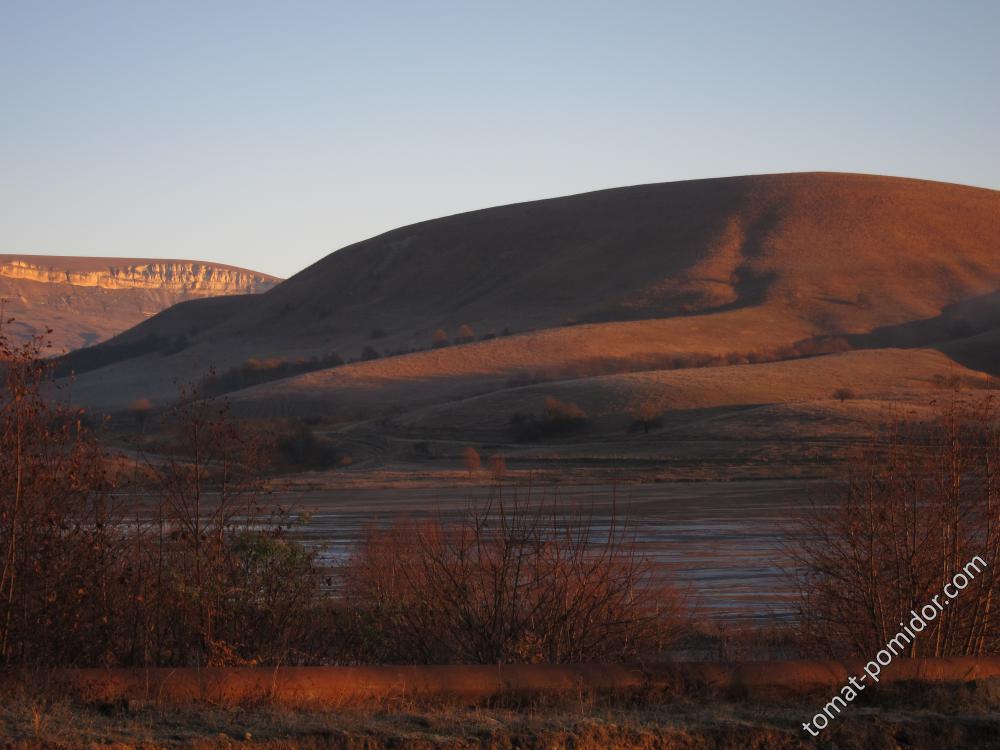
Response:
[[284, 479, 834, 622]]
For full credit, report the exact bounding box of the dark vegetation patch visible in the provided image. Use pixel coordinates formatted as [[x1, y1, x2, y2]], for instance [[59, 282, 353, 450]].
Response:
[[274, 423, 341, 471], [504, 337, 854, 389], [510, 396, 590, 441], [200, 352, 344, 397]]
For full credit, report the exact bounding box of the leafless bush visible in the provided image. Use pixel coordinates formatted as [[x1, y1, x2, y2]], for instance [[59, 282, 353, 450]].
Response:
[[432, 328, 449, 347], [456, 324, 475, 344], [0, 318, 128, 667], [461, 447, 481, 475], [0, 316, 328, 668], [341, 491, 683, 664], [488, 454, 507, 479], [789, 398, 1000, 657], [137, 390, 327, 666]]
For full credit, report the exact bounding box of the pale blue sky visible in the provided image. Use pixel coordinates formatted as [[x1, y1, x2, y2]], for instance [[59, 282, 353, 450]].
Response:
[[2, 1, 997, 278]]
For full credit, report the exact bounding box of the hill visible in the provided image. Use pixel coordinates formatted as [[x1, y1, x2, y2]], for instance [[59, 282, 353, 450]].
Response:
[[58, 172, 999, 416], [0, 254, 280, 351]]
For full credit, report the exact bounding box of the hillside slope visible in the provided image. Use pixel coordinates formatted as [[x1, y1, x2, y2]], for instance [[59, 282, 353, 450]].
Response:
[[59, 173, 999, 412]]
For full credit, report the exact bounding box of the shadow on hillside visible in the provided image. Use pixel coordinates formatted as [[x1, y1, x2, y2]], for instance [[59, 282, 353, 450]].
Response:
[[837, 289, 1000, 373]]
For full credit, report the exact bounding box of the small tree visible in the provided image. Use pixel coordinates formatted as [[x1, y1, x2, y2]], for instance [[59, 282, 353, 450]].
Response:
[[832, 387, 855, 403], [432, 328, 449, 348], [462, 446, 481, 475], [629, 402, 663, 434], [361, 345, 380, 361], [456, 324, 475, 344]]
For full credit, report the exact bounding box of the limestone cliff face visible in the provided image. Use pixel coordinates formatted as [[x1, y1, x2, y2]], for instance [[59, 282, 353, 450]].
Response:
[[0, 257, 278, 295], [0, 255, 281, 351]]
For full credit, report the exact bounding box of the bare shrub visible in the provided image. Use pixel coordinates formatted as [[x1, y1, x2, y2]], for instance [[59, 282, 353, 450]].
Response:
[[432, 328, 449, 347], [140, 391, 327, 666], [0, 315, 329, 667], [341, 493, 683, 664], [489, 454, 507, 479], [789, 398, 1000, 657], [461, 446, 481, 475], [0, 320, 128, 667], [456, 324, 475, 343], [543, 396, 589, 434]]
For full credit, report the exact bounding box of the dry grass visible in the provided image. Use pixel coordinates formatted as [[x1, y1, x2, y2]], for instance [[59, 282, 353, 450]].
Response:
[[389, 349, 988, 436], [1, 678, 998, 749], [67, 305, 815, 414]]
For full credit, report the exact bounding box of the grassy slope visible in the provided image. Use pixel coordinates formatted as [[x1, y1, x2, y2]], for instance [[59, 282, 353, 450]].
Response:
[[388, 348, 987, 435], [58, 173, 999, 413]]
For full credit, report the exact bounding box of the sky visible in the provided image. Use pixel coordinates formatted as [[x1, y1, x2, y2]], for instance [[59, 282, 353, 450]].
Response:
[[2, 1, 998, 279]]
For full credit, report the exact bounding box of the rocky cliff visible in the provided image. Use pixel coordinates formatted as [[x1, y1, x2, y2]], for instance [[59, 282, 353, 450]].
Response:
[[0, 256, 277, 295], [0, 254, 280, 351]]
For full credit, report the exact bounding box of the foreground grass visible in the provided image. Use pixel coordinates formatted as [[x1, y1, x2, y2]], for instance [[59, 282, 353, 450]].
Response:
[[3, 681, 1000, 750]]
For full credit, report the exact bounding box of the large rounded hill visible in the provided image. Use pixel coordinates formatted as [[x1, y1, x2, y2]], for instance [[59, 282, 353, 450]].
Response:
[[60, 172, 1000, 415]]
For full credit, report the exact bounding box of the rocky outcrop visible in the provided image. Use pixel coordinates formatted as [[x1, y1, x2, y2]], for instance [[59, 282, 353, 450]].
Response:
[[0, 255, 281, 351], [0, 256, 278, 295]]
